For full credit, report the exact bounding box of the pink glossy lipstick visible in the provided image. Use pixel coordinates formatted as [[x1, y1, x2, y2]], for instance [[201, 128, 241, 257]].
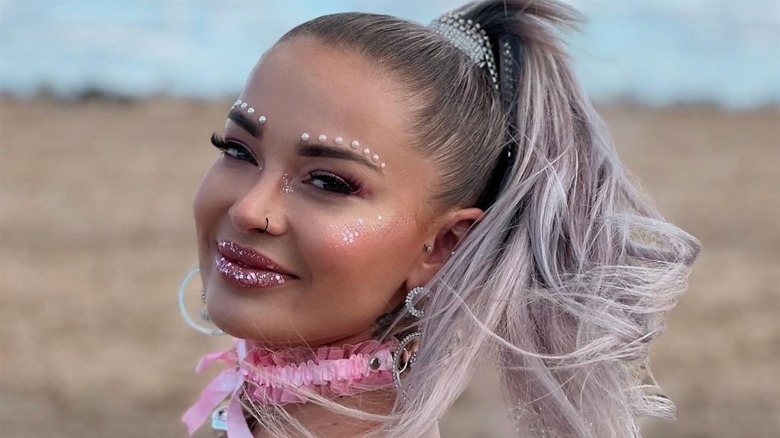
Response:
[[215, 240, 294, 288]]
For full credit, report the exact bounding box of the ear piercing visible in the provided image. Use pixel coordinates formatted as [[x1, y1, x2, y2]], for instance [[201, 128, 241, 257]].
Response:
[[233, 99, 267, 125], [300, 132, 386, 169], [423, 244, 433, 253], [404, 286, 430, 318]]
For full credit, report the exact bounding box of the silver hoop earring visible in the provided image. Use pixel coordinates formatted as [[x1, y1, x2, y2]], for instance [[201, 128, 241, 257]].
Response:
[[392, 330, 421, 396], [393, 285, 430, 396], [178, 267, 224, 336], [258, 217, 269, 233], [404, 286, 430, 319]]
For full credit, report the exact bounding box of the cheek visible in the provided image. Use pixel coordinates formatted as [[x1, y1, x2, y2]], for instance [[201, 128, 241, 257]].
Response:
[[193, 165, 245, 273], [330, 213, 412, 253], [192, 167, 226, 235], [304, 212, 417, 289]]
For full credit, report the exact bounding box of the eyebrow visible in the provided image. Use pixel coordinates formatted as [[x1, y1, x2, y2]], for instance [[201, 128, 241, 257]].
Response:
[[227, 109, 261, 138], [298, 144, 383, 173]]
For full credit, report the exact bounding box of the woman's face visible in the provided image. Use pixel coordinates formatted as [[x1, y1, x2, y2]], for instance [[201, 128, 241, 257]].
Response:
[[193, 38, 439, 347]]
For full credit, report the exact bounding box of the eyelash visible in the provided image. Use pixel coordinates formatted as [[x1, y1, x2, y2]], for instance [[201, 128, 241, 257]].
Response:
[[303, 170, 362, 196], [210, 133, 363, 196], [211, 133, 258, 165]]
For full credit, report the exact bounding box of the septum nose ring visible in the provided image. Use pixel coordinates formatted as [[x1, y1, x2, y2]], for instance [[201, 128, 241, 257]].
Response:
[[258, 217, 270, 233]]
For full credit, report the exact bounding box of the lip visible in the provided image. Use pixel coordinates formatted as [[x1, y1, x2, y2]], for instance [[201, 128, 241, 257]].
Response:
[[215, 240, 296, 288]]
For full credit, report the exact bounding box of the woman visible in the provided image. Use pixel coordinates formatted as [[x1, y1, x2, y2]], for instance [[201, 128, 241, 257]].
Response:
[[179, 0, 700, 436]]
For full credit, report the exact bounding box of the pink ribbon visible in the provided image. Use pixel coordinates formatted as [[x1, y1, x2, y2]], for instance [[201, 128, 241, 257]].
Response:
[[182, 338, 396, 437], [182, 339, 253, 438]]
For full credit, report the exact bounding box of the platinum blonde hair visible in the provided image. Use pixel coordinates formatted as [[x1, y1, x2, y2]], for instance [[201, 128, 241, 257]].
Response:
[[245, 0, 701, 436]]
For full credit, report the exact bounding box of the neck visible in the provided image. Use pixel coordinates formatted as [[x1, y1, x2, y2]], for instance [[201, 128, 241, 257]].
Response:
[[251, 389, 395, 437]]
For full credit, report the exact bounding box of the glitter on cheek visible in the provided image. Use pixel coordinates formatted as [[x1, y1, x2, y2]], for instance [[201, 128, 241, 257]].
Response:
[[281, 173, 294, 194], [367, 212, 413, 239], [330, 218, 367, 249], [340, 223, 362, 245], [329, 213, 412, 249]]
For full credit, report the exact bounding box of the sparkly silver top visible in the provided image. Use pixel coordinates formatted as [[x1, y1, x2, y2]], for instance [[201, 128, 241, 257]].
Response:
[[429, 12, 499, 90]]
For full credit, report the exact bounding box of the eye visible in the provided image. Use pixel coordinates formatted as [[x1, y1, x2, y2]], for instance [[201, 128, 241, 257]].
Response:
[[304, 170, 360, 195], [210, 133, 258, 165]]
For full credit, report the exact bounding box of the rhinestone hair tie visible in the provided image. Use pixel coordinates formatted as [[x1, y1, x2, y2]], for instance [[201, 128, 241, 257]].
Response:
[[429, 12, 499, 90]]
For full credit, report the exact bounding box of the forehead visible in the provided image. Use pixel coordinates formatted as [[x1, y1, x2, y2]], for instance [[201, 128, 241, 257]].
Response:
[[240, 38, 413, 148]]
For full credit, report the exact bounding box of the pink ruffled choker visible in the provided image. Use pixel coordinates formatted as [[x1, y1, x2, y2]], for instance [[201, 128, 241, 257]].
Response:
[[182, 338, 398, 437]]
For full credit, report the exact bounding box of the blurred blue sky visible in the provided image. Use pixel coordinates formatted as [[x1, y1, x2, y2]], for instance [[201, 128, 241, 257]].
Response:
[[1, 0, 778, 108]]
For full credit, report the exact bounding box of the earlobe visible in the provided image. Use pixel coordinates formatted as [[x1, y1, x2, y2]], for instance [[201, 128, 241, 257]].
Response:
[[405, 207, 483, 289]]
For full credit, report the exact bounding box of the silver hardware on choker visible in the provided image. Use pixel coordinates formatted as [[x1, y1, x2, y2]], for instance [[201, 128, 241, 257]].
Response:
[[211, 405, 229, 433], [429, 13, 498, 90]]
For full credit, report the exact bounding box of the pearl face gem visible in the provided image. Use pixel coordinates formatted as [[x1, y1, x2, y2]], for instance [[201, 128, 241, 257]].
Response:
[[240, 102, 248, 109], [258, 115, 266, 124], [292, 130, 386, 169], [247, 107, 255, 114]]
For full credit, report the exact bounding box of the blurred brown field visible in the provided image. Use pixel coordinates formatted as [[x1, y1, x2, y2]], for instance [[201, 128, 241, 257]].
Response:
[[0, 99, 778, 437]]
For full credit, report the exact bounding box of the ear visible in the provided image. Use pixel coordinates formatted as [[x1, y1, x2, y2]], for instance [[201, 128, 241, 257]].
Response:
[[405, 207, 484, 290]]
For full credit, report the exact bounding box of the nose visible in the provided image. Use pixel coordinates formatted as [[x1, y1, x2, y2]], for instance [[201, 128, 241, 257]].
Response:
[[228, 175, 287, 236]]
